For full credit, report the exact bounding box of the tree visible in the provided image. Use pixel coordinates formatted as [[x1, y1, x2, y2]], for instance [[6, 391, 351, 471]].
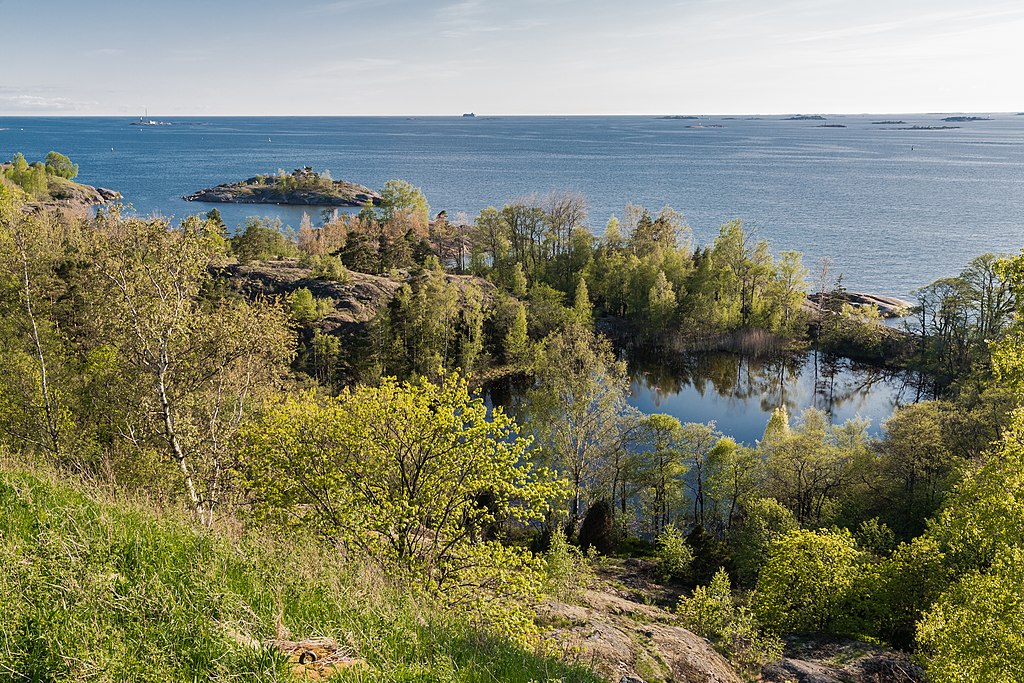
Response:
[[379, 179, 430, 231], [728, 498, 798, 586], [680, 421, 721, 530], [917, 546, 1024, 683], [43, 151, 78, 180], [647, 270, 677, 336], [93, 214, 292, 523], [527, 325, 635, 528], [573, 277, 593, 327], [636, 413, 687, 534], [238, 374, 561, 578], [871, 401, 957, 538], [502, 300, 529, 366]]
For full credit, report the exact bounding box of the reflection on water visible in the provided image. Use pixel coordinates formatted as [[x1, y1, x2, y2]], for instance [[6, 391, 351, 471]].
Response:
[[485, 350, 923, 445], [629, 351, 923, 444]]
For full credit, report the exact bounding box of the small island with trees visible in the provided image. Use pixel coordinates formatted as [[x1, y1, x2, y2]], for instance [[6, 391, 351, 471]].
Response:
[[184, 166, 381, 206]]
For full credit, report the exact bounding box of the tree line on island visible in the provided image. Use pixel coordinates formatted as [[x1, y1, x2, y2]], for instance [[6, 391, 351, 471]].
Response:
[[1, 159, 1022, 681]]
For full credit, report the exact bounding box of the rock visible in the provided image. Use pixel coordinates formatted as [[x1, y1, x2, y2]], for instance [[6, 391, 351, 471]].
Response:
[[543, 589, 743, 683], [220, 258, 497, 351], [761, 636, 923, 683]]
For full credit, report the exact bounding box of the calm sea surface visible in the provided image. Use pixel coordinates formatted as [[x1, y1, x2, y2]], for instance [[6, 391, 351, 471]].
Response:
[[3, 115, 1015, 440]]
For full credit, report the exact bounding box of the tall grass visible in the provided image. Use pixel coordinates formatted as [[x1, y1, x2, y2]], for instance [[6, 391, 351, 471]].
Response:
[[0, 464, 602, 682]]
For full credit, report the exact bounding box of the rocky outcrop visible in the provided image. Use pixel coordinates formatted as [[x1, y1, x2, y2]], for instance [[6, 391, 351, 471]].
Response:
[[185, 168, 380, 207], [761, 636, 923, 683], [540, 588, 743, 683], [805, 291, 911, 318], [220, 258, 494, 336]]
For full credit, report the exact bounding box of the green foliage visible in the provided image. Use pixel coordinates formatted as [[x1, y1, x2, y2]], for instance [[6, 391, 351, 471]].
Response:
[[287, 287, 333, 324], [230, 217, 296, 263], [527, 324, 634, 526], [544, 526, 594, 600], [310, 253, 351, 282], [917, 546, 1024, 683], [4, 152, 49, 197], [754, 528, 862, 633], [373, 266, 485, 378], [677, 568, 783, 675], [379, 179, 430, 229], [656, 523, 694, 581], [237, 374, 564, 637], [854, 517, 896, 556], [44, 150, 78, 179]]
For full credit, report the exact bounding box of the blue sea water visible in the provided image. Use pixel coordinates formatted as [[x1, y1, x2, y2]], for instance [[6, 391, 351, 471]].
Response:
[[2, 114, 1023, 299]]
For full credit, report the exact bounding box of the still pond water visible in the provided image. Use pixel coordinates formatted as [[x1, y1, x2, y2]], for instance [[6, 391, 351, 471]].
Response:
[[489, 350, 920, 445]]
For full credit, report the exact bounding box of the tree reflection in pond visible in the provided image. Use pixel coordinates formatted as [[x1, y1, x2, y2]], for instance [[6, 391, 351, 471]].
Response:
[[627, 351, 922, 444]]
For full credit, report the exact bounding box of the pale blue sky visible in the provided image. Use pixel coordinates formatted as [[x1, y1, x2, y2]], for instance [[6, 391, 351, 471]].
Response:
[[2, 0, 1021, 115]]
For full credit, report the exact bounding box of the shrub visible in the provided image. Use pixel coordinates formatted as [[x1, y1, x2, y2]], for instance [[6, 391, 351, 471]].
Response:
[[310, 254, 351, 283], [544, 526, 593, 601], [754, 528, 862, 633], [237, 375, 566, 640], [657, 524, 694, 581], [287, 287, 332, 324], [728, 498, 798, 586], [677, 568, 783, 675]]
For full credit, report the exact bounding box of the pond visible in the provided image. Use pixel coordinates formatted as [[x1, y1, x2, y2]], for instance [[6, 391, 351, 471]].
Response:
[[488, 350, 923, 445]]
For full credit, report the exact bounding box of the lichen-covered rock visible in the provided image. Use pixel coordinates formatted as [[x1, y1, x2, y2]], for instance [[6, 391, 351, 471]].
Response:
[[543, 589, 743, 683]]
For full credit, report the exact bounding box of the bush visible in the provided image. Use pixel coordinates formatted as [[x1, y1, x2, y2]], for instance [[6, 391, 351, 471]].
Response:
[[754, 528, 862, 633], [231, 218, 295, 264], [729, 498, 798, 586], [310, 254, 351, 283], [657, 524, 694, 581], [677, 569, 783, 675], [544, 526, 593, 601], [287, 287, 333, 324]]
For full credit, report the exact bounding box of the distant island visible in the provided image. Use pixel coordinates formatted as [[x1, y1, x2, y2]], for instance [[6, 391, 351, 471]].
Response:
[[659, 115, 701, 120], [686, 124, 724, 129], [184, 167, 381, 206], [941, 116, 991, 122], [816, 124, 846, 128], [871, 120, 906, 124], [784, 115, 826, 120], [899, 125, 960, 130], [462, 112, 476, 118]]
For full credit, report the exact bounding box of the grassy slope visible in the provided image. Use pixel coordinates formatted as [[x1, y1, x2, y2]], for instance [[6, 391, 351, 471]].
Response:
[[0, 465, 602, 683]]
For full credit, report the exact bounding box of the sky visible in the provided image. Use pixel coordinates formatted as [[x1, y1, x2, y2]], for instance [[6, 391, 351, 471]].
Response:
[[2, 0, 1022, 116]]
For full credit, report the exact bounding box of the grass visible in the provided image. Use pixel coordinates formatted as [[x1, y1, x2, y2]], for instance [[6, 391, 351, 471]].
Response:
[[0, 464, 604, 682]]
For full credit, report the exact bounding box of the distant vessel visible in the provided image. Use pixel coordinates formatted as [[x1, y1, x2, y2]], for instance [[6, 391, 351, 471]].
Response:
[[462, 112, 476, 118], [131, 108, 171, 126]]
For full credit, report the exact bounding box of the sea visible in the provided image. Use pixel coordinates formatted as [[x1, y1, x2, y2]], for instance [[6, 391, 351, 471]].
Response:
[[3, 114, 1021, 441]]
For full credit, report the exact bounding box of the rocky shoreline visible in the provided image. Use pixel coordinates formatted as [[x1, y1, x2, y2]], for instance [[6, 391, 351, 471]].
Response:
[[184, 167, 380, 207]]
